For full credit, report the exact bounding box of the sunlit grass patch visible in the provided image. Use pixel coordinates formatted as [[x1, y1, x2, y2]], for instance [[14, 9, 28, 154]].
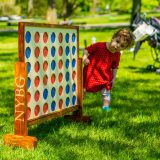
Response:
[[0, 28, 160, 160]]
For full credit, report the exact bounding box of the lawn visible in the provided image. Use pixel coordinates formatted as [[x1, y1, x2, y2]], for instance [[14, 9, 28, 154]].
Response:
[[0, 28, 160, 160]]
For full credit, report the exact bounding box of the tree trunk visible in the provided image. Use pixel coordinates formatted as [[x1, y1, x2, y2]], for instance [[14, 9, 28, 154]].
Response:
[[47, 0, 57, 24], [62, 0, 68, 18], [28, 0, 33, 17], [90, 0, 97, 14], [130, 0, 141, 28]]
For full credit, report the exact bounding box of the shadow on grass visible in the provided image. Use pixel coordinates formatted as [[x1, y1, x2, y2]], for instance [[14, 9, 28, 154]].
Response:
[[0, 32, 17, 38], [81, 28, 118, 32], [0, 52, 17, 62], [0, 73, 157, 159], [0, 87, 14, 115], [124, 65, 159, 73], [28, 76, 160, 135]]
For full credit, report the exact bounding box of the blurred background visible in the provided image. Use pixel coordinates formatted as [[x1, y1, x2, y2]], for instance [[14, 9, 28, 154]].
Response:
[[0, 0, 160, 25]]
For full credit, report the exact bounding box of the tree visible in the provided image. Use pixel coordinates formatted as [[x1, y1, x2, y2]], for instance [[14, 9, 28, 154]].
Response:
[[130, 0, 141, 28], [28, 0, 33, 17], [47, 0, 57, 23], [61, 0, 85, 18], [15, 0, 28, 16], [90, 0, 97, 14]]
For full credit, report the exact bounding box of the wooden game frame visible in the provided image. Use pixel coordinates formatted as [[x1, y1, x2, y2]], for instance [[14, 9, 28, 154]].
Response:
[[4, 22, 91, 149]]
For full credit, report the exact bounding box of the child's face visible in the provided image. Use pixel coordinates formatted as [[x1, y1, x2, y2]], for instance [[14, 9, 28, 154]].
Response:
[[109, 36, 128, 53]]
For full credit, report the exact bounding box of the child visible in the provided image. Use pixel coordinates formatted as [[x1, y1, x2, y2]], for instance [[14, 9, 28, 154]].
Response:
[[83, 28, 135, 111]]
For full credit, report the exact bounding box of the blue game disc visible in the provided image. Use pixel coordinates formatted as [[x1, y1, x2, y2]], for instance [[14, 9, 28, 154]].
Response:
[[65, 72, 70, 81], [25, 47, 31, 59], [43, 89, 48, 100], [65, 59, 69, 69], [72, 46, 76, 55], [51, 46, 56, 57], [51, 32, 56, 43], [72, 96, 76, 105], [72, 83, 76, 92], [65, 84, 70, 94], [65, 46, 70, 56], [51, 101, 56, 111], [28, 77, 31, 89], [51, 87, 56, 98], [72, 59, 76, 68], [27, 62, 31, 73], [72, 33, 76, 42], [66, 97, 70, 107], [51, 60, 56, 70], [65, 33, 69, 43], [25, 31, 31, 43]]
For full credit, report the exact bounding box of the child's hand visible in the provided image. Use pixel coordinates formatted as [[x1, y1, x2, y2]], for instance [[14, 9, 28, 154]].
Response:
[[83, 58, 90, 65], [83, 50, 90, 65]]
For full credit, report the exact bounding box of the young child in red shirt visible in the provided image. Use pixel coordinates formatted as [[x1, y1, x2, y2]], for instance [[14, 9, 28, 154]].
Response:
[[83, 28, 135, 111]]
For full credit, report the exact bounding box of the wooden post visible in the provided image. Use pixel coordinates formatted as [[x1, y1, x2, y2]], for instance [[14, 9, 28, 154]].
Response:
[[84, 39, 87, 48], [14, 62, 28, 135], [4, 62, 37, 149]]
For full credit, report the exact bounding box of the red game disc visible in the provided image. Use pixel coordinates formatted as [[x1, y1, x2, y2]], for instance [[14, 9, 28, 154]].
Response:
[[34, 105, 40, 116], [27, 107, 31, 119], [58, 32, 63, 43], [59, 86, 63, 96], [43, 46, 48, 57], [43, 103, 48, 113], [58, 73, 63, 83], [59, 99, 63, 109], [34, 61, 40, 73], [43, 75, 48, 85], [43, 61, 48, 71], [72, 70, 76, 80], [34, 76, 40, 87], [34, 90, 40, 102], [43, 32, 48, 43], [34, 32, 40, 43], [51, 74, 56, 84], [27, 92, 31, 103], [35, 47, 40, 58], [58, 46, 63, 56], [58, 59, 63, 70]]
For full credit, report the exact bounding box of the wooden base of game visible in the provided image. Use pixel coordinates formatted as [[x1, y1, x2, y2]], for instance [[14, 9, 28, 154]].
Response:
[[4, 134, 37, 149], [64, 115, 92, 124]]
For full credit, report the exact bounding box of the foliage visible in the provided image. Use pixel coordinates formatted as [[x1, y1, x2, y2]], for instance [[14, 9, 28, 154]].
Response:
[[0, 0, 20, 16], [56, 0, 90, 18], [1, 0, 160, 19], [15, 0, 28, 16], [142, 0, 159, 10], [32, 0, 48, 18], [110, 0, 132, 13]]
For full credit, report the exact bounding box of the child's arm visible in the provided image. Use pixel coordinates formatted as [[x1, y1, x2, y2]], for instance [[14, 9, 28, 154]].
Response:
[[82, 49, 90, 65], [110, 69, 117, 86]]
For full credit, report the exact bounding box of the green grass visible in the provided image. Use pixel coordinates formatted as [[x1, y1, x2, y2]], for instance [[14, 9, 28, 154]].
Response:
[[1, 11, 160, 31], [71, 12, 160, 25], [72, 14, 130, 24], [0, 30, 160, 160]]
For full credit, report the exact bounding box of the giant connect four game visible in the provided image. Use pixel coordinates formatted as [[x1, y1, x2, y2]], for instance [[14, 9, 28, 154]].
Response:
[[23, 23, 78, 120], [4, 22, 90, 149]]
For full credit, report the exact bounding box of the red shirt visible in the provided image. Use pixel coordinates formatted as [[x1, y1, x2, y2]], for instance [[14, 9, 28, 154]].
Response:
[[83, 42, 120, 92]]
